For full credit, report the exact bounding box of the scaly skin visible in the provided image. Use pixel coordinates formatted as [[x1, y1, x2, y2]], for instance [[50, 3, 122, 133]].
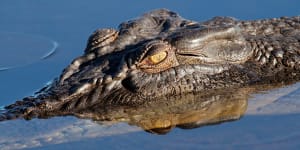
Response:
[[1, 9, 300, 121]]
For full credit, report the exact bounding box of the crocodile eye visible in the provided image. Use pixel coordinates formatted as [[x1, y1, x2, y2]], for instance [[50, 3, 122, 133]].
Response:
[[137, 40, 179, 73], [148, 51, 167, 64]]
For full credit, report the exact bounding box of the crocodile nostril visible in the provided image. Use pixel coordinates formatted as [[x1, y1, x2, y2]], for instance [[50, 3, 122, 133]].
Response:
[[121, 78, 138, 93]]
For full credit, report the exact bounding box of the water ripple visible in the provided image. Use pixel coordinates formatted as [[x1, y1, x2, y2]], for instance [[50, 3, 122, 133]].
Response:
[[0, 32, 59, 71], [41, 40, 59, 59]]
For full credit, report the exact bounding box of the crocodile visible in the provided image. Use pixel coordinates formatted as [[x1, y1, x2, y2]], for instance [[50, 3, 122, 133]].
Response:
[[1, 9, 300, 121]]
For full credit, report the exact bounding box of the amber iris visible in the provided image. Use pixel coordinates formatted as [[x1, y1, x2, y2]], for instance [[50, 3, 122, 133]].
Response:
[[148, 51, 167, 64]]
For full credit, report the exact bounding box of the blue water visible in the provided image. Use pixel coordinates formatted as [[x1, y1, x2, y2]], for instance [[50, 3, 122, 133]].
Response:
[[0, 0, 300, 149], [0, 32, 58, 71]]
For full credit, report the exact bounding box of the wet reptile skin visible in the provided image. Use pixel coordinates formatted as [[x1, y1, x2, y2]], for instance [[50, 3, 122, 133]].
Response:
[[1, 9, 300, 120]]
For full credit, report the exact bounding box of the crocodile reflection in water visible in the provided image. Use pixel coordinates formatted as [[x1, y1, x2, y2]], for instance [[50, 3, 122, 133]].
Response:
[[19, 87, 251, 134], [88, 88, 249, 134], [72, 83, 292, 134]]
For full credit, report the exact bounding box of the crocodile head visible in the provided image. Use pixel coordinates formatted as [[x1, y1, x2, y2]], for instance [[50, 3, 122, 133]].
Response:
[[49, 9, 253, 107]]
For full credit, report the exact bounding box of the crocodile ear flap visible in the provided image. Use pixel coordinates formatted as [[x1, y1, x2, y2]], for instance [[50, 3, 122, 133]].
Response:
[[199, 26, 253, 63], [175, 26, 253, 64]]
